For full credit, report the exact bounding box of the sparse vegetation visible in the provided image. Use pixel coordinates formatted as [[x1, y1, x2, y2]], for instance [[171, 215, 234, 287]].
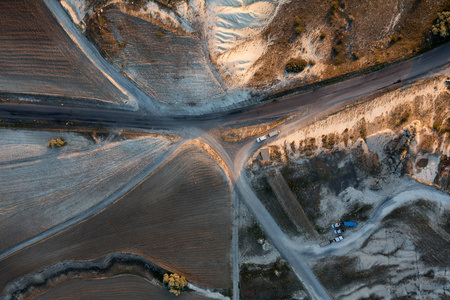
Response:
[[163, 273, 187, 296], [390, 34, 403, 44], [334, 58, 343, 65], [285, 58, 307, 73], [46, 138, 66, 148], [341, 203, 373, 222], [156, 30, 164, 37], [396, 112, 410, 126], [332, 44, 343, 55], [432, 11, 450, 37], [240, 260, 304, 300]]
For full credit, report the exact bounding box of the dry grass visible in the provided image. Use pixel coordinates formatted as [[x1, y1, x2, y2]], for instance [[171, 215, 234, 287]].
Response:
[[248, 0, 448, 87], [0, 144, 232, 291], [0, 0, 126, 105]]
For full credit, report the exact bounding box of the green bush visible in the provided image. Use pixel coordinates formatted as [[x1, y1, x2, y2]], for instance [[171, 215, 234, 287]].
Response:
[[285, 58, 308, 73], [295, 25, 303, 35], [295, 16, 302, 25]]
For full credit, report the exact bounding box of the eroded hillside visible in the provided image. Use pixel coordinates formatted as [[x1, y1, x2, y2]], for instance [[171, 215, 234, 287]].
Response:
[[62, 0, 449, 112]]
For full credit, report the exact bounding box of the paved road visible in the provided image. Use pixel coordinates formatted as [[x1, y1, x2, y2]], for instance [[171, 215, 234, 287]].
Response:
[[1, 4, 449, 298]]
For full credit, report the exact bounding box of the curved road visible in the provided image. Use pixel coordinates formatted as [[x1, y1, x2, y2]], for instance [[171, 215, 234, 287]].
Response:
[[1, 2, 450, 298]]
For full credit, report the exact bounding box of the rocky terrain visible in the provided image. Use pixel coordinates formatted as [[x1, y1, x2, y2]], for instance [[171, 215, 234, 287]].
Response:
[[61, 0, 449, 112], [245, 75, 450, 298]]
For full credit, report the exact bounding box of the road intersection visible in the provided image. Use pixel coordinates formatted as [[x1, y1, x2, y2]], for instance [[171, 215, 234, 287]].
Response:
[[0, 1, 449, 298]]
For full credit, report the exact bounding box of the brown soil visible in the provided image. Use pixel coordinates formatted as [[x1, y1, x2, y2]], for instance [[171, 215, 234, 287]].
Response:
[[85, 5, 226, 105], [248, 0, 449, 88], [0, 145, 233, 291], [240, 260, 305, 300], [35, 274, 210, 300], [0, 0, 126, 105]]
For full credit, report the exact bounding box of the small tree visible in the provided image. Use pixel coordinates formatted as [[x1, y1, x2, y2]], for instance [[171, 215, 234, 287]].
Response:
[[163, 273, 187, 296], [47, 138, 66, 148]]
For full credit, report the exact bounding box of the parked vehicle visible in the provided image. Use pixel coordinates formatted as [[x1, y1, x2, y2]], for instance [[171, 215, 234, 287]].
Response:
[[256, 135, 267, 142], [331, 223, 341, 229], [334, 229, 345, 234], [343, 221, 357, 227], [268, 130, 279, 137], [333, 236, 344, 242]]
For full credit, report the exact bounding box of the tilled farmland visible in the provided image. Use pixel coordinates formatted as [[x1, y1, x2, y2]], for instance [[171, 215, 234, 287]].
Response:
[[0, 0, 127, 106], [35, 274, 211, 300], [0, 130, 173, 253], [0, 144, 233, 296], [91, 7, 228, 108]]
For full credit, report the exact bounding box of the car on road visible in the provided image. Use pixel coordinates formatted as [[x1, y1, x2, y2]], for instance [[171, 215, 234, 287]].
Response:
[[256, 135, 267, 142]]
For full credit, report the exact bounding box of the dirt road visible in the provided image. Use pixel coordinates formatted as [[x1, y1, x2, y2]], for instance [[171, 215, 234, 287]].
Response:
[[1, 2, 450, 298]]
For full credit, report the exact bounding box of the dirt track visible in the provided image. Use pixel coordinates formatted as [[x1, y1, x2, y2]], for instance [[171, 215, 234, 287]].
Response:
[[0, 144, 232, 291]]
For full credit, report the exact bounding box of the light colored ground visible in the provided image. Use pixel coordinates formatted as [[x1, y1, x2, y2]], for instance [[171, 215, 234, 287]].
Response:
[[0, 129, 174, 253]]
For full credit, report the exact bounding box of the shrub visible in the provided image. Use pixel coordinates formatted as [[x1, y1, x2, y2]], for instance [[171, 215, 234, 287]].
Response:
[[118, 41, 127, 48], [375, 56, 382, 63], [390, 34, 403, 43], [285, 58, 307, 73], [432, 11, 450, 37], [433, 122, 440, 130], [156, 30, 164, 37], [319, 33, 326, 40], [295, 25, 303, 35], [308, 60, 316, 66], [352, 51, 360, 60], [331, 0, 339, 13], [334, 57, 343, 65], [47, 138, 66, 148], [332, 44, 343, 55], [295, 16, 302, 25]]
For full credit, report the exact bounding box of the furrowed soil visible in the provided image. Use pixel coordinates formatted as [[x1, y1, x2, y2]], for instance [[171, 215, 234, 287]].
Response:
[[0, 129, 173, 253], [0, 0, 127, 106], [0, 144, 232, 292], [87, 5, 227, 108], [35, 274, 211, 300]]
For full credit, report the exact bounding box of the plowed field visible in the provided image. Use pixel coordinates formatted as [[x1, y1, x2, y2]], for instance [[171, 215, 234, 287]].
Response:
[[0, 144, 232, 293], [35, 274, 211, 300], [0, 0, 126, 105]]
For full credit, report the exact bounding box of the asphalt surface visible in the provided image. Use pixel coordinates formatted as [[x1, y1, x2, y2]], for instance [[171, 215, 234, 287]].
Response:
[[1, 2, 450, 298]]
